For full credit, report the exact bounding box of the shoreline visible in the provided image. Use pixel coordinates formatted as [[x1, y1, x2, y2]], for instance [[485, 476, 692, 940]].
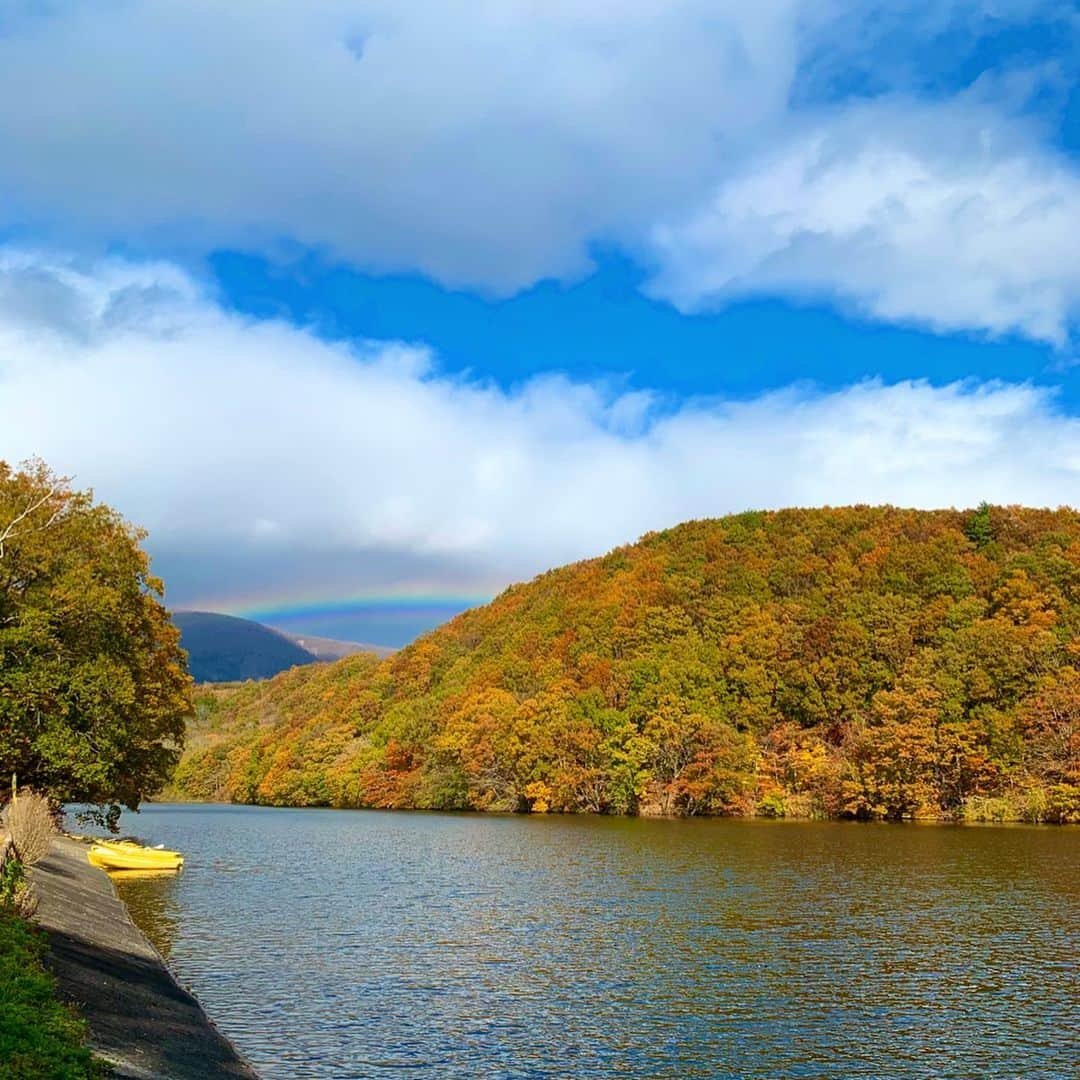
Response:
[[152, 794, 1078, 826], [30, 835, 257, 1080]]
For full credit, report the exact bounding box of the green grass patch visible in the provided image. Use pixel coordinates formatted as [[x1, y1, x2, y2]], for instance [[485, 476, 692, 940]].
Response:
[[0, 908, 100, 1079]]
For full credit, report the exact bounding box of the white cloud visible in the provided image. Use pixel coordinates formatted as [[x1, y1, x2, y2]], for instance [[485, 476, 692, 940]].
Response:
[[647, 97, 1080, 344], [2, 2, 1079, 341], [0, 0, 800, 291], [2, 251, 1079, 607]]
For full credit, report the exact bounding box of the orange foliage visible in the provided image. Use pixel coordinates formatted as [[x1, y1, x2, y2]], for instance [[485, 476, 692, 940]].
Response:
[[173, 506, 1080, 822]]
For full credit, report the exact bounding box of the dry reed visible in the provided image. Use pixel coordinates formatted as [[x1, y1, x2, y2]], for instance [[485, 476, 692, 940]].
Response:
[[3, 789, 55, 867]]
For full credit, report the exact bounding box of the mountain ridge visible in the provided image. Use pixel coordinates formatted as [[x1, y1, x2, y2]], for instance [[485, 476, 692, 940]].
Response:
[[171, 506, 1080, 822], [173, 611, 391, 683]]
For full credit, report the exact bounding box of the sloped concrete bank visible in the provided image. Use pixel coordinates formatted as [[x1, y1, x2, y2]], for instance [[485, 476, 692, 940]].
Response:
[[30, 836, 258, 1080]]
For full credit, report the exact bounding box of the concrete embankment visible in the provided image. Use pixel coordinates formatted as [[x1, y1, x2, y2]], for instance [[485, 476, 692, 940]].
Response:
[[30, 836, 258, 1080]]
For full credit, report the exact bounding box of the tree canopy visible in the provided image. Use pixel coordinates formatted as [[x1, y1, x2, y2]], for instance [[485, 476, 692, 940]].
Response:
[[0, 460, 191, 827], [173, 506, 1080, 823]]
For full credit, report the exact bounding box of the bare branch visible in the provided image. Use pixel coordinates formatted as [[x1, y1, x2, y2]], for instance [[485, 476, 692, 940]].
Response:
[[0, 483, 65, 559]]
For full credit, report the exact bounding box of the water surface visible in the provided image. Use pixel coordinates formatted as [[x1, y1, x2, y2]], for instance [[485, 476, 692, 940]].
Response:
[[96, 805, 1078, 1079]]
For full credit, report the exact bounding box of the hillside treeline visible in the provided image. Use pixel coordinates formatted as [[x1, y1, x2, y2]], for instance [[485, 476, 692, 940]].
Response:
[[172, 506, 1080, 822]]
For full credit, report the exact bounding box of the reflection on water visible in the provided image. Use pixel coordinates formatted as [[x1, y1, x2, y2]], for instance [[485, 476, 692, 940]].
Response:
[[109, 871, 182, 960], [98, 805, 1079, 1079]]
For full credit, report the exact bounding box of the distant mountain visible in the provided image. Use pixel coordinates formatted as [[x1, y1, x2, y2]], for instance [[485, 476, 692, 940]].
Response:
[[174, 611, 318, 683], [281, 632, 395, 661], [173, 611, 394, 683]]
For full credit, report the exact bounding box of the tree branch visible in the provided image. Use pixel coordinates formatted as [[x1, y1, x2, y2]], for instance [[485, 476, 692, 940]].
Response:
[[0, 484, 63, 559]]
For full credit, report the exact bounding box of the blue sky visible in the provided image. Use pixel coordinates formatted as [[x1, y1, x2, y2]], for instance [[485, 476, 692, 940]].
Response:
[[212, 249, 1062, 403], [3, 2, 1080, 646]]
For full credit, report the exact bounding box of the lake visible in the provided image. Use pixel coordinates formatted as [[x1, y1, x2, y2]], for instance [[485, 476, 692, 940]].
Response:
[[94, 804, 1077, 1079]]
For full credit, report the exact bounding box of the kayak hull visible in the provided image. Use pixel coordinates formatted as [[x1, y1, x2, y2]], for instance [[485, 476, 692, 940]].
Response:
[[87, 844, 184, 871]]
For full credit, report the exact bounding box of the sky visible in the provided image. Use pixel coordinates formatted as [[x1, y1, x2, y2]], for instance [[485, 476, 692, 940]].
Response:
[[3, 1, 1080, 645]]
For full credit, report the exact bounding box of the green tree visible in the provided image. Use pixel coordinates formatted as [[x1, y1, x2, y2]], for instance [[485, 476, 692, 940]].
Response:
[[964, 501, 995, 549], [0, 460, 192, 828]]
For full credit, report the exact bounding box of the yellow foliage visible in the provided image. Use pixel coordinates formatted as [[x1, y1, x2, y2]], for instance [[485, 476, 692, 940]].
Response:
[[524, 781, 552, 813], [170, 506, 1080, 822]]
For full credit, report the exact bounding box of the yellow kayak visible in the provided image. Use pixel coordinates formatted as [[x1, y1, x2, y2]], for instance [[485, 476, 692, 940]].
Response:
[[94, 838, 183, 858], [87, 841, 184, 871]]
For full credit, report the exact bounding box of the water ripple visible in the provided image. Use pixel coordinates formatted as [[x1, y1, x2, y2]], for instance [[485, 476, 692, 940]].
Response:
[[108, 808, 1080, 1079]]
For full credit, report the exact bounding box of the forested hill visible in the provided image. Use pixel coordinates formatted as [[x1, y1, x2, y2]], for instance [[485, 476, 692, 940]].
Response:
[[171, 506, 1080, 822]]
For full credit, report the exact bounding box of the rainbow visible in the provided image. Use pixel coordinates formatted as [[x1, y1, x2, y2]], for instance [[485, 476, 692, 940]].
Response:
[[184, 586, 498, 627]]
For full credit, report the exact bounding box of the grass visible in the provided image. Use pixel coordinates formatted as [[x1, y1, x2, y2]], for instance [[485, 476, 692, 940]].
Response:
[[0, 908, 100, 1079]]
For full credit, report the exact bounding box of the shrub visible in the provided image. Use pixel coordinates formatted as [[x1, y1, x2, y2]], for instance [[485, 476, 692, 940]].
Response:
[[0, 850, 37, 919], [1020, 786, 1049, 824], [3, 790, 55, 867], [1044, 783, 1080, 824], [756, 792, 788, 818]]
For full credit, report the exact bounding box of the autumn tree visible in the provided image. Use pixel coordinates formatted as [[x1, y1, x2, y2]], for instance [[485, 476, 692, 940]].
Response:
[[0, 460, 192, 827], [843, 684, 941, 819], [1016, 666, 1080, 821]]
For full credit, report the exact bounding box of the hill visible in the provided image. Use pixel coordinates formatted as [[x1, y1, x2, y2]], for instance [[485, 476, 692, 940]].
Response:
[[173, 611, 319, 683], [170, 507, 1080, 822]]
